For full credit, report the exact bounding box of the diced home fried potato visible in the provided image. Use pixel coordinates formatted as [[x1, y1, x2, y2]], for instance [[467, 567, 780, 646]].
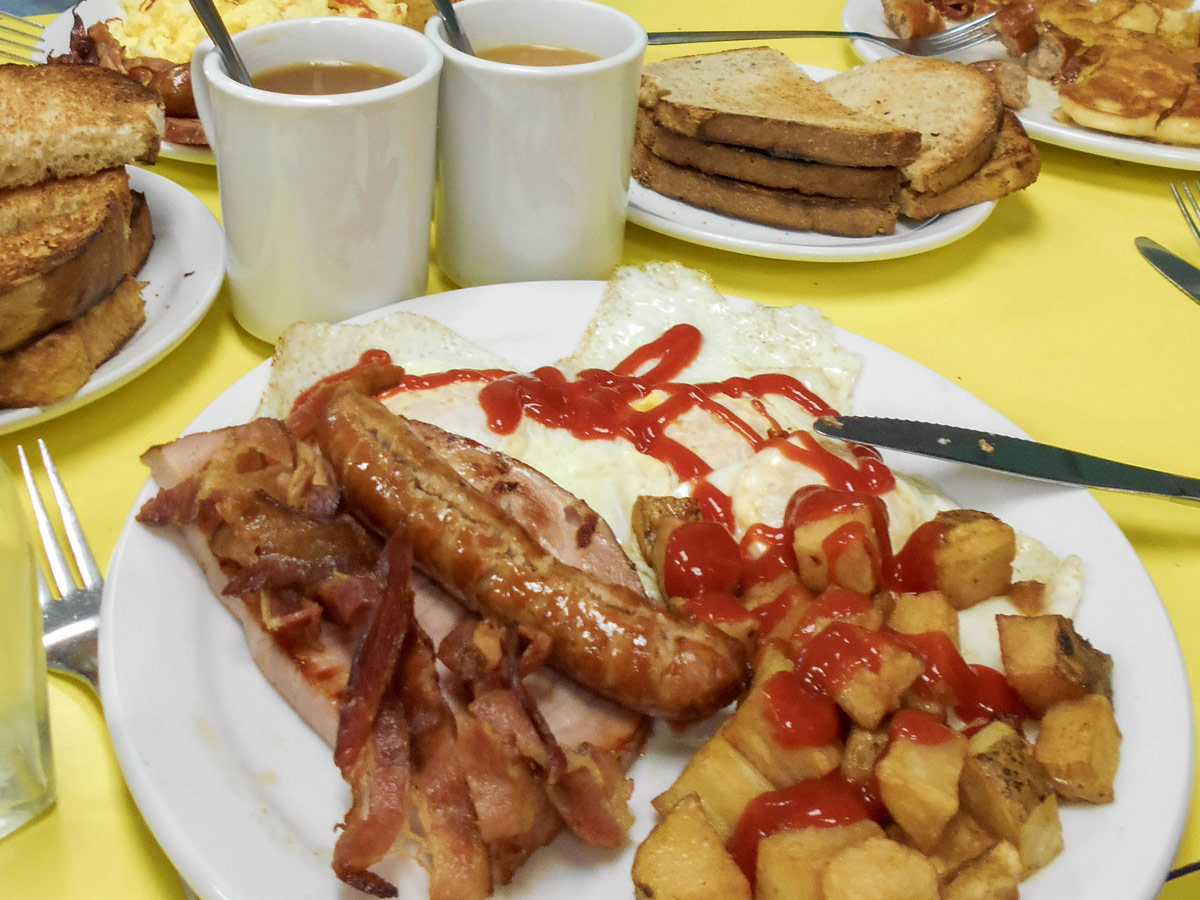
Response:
[[751, 642, 795, 689], [633, 793, 751, 900], [996, 614, 1114, 715], [834, 643, 925, 730], [917, 811, 999, 883], [742, 571, 801, 612], [822, 836, 939, 900], [885, 591, 959, 643], [724, 678, 842, 787], [792, 507, 883, 595], [959, 721, 1063, 876], [1034, 694, 1121, 803], [755, 822, 884, 900], [631, 495, 700, 572], [653, 724, 773, 840], [876, 727, 968, 851], [840, 726, 887, 786], [940, 840, 1022, 900], [930, 510, 1015, 609]]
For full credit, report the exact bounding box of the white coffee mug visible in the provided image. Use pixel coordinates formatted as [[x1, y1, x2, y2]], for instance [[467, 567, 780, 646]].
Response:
[[192, 18, 442, 343], [426, 0, 646, 288]]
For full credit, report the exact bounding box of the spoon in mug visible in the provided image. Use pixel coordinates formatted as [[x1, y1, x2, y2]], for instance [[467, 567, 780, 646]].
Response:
[[187, 0, 252, 84], [433, 0, 474, 54]]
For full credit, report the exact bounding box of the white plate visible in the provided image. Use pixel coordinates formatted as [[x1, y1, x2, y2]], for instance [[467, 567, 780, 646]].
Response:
[[841, 0, 1200, 169], [102, 281, 1192, 900], [628, 64, 996, 262], [0, 167, 224, 436], [38, 0, 216, 165]]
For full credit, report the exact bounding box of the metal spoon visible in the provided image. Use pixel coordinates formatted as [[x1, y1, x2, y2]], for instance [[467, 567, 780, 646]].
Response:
[[187, 0, 252, 85], [433, 0, 474, 55]]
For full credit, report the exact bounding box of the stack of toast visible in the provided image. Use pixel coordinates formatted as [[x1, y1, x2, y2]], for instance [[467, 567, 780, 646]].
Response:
[[635, 49, 1041, 237], [0, 63, 165, 408]]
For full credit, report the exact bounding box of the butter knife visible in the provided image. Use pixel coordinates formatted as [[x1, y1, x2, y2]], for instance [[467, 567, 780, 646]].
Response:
[[812, 415, 1200, 503], [1135, 236, 1200, 306]]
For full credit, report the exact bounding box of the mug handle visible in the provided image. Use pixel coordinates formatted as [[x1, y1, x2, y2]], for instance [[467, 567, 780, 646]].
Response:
[[190, 40, 218, 154]]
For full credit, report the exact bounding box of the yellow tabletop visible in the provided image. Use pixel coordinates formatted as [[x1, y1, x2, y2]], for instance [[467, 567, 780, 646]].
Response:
[[3, 0, 1200, 896]]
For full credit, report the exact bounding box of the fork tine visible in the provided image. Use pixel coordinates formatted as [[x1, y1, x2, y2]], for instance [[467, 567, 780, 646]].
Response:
[[1171, 183, 1200, 244], [918, 12, 998, 54], [36, 567, 54, 616], [17, 444, 75, 597], [37, 439, 102, 589]]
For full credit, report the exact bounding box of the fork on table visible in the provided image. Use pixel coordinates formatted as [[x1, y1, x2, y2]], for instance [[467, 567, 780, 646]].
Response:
[[0, 9, 46, 64], [18, 439, 102, 695], [647, 11, 1000, 56], [1171, 181, 1200, 246]]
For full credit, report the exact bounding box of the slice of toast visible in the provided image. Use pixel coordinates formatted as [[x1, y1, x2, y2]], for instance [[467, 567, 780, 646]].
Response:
[[0, 174, 133, 354], [636, 109, 903, 202], [640, 47, 922, 168], [0, 63, 164, 190], [896, 111, 1040, 219], [0, 274, 146, 408], [823, 56, 1004, 194], [0, 168, 132, 234], [632, 133, 899, 237]]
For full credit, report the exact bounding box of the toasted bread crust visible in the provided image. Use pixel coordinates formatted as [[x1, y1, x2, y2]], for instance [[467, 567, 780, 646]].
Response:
[[0, 274, 146, 408], [0, 64, 164, 189], [640, 48, 922, 167], [632, 135, 899, 237], [824, 56, 1003, 194], [896, 112, 1040, 219], [0, 168, 131, 234], [127, 190, 154, 276], [636, 110, 903, 201], [0, 189, 131, 354]]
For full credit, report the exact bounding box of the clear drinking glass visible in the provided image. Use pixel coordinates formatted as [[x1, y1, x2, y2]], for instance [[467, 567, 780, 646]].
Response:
[[0, 458, 54, 839]]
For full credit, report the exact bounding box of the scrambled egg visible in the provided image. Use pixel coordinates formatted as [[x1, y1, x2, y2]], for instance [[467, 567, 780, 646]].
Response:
[[109, 0, 409, 63]]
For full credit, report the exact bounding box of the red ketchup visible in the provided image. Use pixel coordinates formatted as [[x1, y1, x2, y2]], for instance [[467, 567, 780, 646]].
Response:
[[901, 630, 1029, 729], [759, 670, 842, 748], [739, 523, 796, 589], [792, 621, 903, 697], [888, 708, 957, 746], [663, 521, 742, 599], [728, 775, 874, 884], [681, 591, 755, 626], [886, 520, 949, 592], [694, 481, 735, 532], [753, 584, 813, 639], [791, 588, 875, 645]]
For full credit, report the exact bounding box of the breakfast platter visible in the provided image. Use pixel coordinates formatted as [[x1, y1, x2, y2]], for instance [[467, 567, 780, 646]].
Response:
[[101, 279, 1191, 900], [0, 167, 224, 436], [840, 0, 1200, 169]]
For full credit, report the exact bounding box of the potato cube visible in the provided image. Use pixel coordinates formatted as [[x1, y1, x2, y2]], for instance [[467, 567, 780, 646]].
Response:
[[930, 510, 1015, 609], [742, 571, 801, 613], [755, 822, 884, 900], [885, 591, 959, 643], [792, 506, 884, 595], [725, 677, 842, 787], [959, 721, 1063, 875], [822, 836, 939, 900], [940, 840, 1022, 900], [996, 614, 1113, 715], [840, 726, 887, 786], [631, 495, 700, 572], [1034, 694, 1121, 803], [918, 811, 999, 883], [1112, 1, 1161, 33], [653, 724, 773, 840], [633, 793, 750, 900], [876, 724, 968, 851], [834, 642, 925, 730]]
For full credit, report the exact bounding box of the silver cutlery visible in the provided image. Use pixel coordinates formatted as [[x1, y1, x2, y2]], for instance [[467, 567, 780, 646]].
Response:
[[0, 10, 45, 65], [187, 0, 252, 85], [813, 415, 1200, 503], [1171, 180, 1200, 244], [18, 439, 101, 694], [646, 11, 999, 56], [1135, 236, 1200, 307], [433, 0, 474, 55]]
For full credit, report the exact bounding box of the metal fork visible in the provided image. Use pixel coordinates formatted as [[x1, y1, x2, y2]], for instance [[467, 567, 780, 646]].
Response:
[[18, 440, 102, 694], [0, 10, 46, 64], [647, 11, 1000, 56], [1171, 181, 1200, 245]]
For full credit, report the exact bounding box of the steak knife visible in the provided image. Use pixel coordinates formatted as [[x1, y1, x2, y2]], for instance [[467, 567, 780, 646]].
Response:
[[812, 415, 1200, 503], [1135, 237, 1200, 306]]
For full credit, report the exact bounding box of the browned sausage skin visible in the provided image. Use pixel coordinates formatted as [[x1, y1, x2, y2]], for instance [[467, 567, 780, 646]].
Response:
[[316, 389, 749, 722]]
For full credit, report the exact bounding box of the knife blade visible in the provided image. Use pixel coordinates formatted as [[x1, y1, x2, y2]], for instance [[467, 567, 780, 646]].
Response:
[[812, 415, 1200, 503], [1135, 236, 1200, 306]]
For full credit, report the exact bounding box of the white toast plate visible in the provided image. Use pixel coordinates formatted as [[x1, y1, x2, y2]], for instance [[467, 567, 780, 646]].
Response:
[[102, 280, 1190, 900], [841, 0, 1200, 169], [627, 64, 997, 262], [0, 166, 224, 436]]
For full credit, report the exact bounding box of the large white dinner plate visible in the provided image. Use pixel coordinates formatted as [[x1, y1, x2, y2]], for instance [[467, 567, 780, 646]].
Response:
[[842, 0, 1200, 169], [38, 0, 216, 165], [102, 280, 1191, 900], [628, 64, 996, 262], [0, 167, 223, 436]]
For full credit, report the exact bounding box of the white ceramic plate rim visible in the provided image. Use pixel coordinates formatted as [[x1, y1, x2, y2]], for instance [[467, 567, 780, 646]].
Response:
[[627, 64, 996, 262], [0, 167, 224, 436], [39, 0, 216, 165], [841, 0, 1200, 170], [102, 280, 1192, 900]]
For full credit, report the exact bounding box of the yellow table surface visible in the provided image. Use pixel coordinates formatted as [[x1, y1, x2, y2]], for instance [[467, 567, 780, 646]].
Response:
[[3, 0, 1200, 896]]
